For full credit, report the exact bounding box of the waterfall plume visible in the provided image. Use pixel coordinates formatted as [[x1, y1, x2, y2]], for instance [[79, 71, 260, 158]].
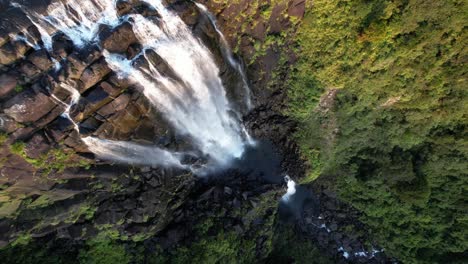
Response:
[[15, 0, 253, 172]]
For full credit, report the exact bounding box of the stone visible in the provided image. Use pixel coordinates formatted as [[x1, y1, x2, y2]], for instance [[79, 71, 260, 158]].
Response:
[[116, 0, 133, 16], [79, 59, 111, 92], [19, 61, 41, 79], [101, 22, 137, 53], [27, 49, 53, 71], [67, 53, 90, 79], [0, 114, 19, 133], [100, 81, 121, 98], [52, 33, 74, 58], [81, 86, 113, 117], [0, 73, 18, 97], [24, 133, 50, 159], [97, 93, 131, 118], [4, 90, 56, 123], [79, 117, 102, 136], [126, 45, 141, 60], [0, 42, 18, 65], [288, 0, 306, 18]]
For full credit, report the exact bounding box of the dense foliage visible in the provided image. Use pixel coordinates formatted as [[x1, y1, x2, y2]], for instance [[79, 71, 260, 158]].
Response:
[[289, 0, 467, 262]]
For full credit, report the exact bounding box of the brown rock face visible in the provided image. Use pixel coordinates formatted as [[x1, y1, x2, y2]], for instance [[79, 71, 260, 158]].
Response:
[[288, 0, 306, 18], [4, 90, 55, 123], [101, 22, 138, 53], [79, 59, 112, 92], [0, 74, 18, 97], [0, 0, 306, 254], [27, 49, 53, 71]]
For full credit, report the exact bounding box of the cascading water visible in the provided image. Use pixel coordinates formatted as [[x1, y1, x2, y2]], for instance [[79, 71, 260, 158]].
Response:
[[194, 2, 252, 110], [15, 0, 253, 172], [281, 175, 297, 202]]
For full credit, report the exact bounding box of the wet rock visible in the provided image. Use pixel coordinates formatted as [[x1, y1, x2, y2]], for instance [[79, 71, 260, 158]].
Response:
[[67, 53, 90, 80], [142, 49, 180, 81], [101, 22, 138, 53], [171, 1, 199, 27], [0, 73, 18, 97], [95, 104, 141, 140], [126, 43, 143, 59], [100, 81, 122, 98], [4, 89, 55, 123], [97, 93, 131, 118], [0, 42, 18, 65], [79, 117, 102, 136], [224, 186, 233, 195], [52, 33, 74, 58], [133, 118, 157, 141], [79, 58, 111, 92], [27, 49, 53, 71], [81, 86, 113, 117], [19, 61, 41, 79], [116, 0, 133, 17]]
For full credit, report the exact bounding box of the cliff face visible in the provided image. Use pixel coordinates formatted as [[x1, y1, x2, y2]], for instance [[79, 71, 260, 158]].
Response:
[[0, 0, 308, 262], [288, 1, 467, 263]]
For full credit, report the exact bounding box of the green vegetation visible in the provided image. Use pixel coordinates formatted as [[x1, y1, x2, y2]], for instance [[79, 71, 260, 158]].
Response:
[[267, 224, 334, 263], [0, 133, 8, 144], [9, 141, 91, 175], [166, 231, 256, 264], [78, 232, 131, 264], [14, 84, 23, 93], [289, 0, 467, 263]]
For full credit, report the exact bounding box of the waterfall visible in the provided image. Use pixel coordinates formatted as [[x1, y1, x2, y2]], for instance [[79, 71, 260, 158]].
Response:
[[194, 2, 252, 110], [15, 0, 253, 172], [282, 175, 297, 202]]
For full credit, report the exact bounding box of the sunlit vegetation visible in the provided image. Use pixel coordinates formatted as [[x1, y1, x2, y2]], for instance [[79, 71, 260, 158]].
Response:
[[9, 141, 91, 174], [288, 0, 467, 262]]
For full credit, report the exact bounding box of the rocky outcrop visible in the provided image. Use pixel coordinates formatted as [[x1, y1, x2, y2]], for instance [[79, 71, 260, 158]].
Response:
[[0, 0, 317, 262]]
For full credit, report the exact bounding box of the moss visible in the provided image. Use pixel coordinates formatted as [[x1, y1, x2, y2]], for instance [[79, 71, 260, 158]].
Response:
[[14, 84, 23, 93], [9, 141, 91, 175], [11, 233, 32, 247], [0, 133, 8, 145]]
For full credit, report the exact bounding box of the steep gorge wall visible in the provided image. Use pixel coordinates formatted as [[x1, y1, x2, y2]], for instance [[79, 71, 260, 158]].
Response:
[[0, 0, 308, 262]]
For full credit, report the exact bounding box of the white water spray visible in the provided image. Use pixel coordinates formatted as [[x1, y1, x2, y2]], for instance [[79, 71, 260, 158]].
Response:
[[16, 0, 254, 171], [282, 175, 297, 202], [195, 2, 252, 110]]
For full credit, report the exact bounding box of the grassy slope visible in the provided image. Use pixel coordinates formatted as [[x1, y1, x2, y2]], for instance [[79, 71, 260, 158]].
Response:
[[288, 0, 467, 263]]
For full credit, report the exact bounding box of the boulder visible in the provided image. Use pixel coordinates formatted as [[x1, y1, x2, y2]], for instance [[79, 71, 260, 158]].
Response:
[[116, 0, 133, 17], [0, 114, 19, 133], [288, 0, 306, 18], [101, 22, 137, 53], [52, 33, 74, 58], [19, 61, 41, 79], [79, 58, 111, 92], [3, 89, 56, 123], [0, 73, 18, 97], [0, 42, 18, 65], [27, 49, 53, 71]]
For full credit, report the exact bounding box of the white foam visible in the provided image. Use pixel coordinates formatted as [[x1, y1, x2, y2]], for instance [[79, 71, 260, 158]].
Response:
[[281, 175, 297, 202]]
